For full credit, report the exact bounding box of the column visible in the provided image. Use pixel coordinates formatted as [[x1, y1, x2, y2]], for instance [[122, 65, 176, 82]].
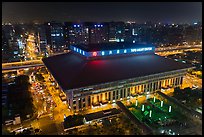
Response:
[[178, 77, 182, 86], [157, 81, 160, 90], [165, 79, 168, 86], [175, 77, 178, 86], [144, 84, 147, 92], [174, 77, 178, 86], [180, 76, 183, 85], [110, 91, 113, 102], [106, 92, 109, 100], [85, 96, 88, 108], [141, 84, 144, 92], [119, 89, 122, 99], [76, 98, 79, 111], [169, 78, 172, 86], [121, 89, 123, 98], [124, 88, 127, 98], [172, 78, 175, 86], [152, 82, 154, 92]]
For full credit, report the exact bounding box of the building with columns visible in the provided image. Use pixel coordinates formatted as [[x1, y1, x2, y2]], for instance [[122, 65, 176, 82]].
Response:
[[42, 43, 194, 112]]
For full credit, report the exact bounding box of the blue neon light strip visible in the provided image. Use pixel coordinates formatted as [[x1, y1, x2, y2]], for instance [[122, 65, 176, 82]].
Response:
[[70, 45, 155, 58]]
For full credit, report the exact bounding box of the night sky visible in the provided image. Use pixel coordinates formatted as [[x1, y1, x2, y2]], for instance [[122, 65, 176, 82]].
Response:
[[2, 2, 202, 24]]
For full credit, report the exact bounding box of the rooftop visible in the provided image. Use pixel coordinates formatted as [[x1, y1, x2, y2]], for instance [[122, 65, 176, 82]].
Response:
[[43, 52, 192, 90], [84, 108, 121, 122]]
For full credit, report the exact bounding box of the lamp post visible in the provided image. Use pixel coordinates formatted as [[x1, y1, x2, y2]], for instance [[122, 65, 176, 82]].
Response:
[[161, 100, 163, 107], [169, 106, 172, 112], [149, 110, 152, 117], [136, 99, 138, 106], [142, 105, 144, 111]]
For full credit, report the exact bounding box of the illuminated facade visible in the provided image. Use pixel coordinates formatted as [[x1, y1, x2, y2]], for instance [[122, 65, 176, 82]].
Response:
[[66, 69, 187, 111], [43, 43, 194, 112]]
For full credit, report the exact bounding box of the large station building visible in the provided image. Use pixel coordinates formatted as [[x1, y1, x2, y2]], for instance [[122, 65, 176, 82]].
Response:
[[42, 43, 194, 112]]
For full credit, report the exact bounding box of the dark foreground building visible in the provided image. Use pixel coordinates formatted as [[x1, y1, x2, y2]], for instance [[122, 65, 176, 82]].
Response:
[[43, 43, 193, 112]]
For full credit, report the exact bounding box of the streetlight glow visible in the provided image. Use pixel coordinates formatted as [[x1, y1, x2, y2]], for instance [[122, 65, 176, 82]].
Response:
[[161, 100, 163, 107], [149, 110, 152, 117], [142, 104, 144, 111], [136, 99, 138, 106], [169, 106, 172, 112]]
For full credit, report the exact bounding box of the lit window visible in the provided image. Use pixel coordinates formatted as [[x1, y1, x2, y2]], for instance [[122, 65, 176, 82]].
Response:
[[83, 51, 85, 55], [101, 25, 103, 27], [74, 47, 76, 51], [124, 49, 127, 53], [77, 25, 80, 27], [76, 48, 78, 52], [74, 25, 76, 27], [79, 49, 81, 54], [109, 51, 112, 54], [117, 50, 120, 54], [93, 52, 97, 56], [94, 25, 97, 27], [97, 25, 100, 27], [102, 51, 105, 56]]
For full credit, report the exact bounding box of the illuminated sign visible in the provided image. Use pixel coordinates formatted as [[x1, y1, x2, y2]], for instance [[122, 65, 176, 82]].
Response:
[[131, 47, 152, 52], [102, 51, 105, 55], [93, 52, 97, 56], [70, 44, 155, 58]]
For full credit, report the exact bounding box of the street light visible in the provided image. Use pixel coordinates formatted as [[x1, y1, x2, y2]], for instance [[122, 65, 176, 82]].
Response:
[[149, 110, 152, 117], [169, 106, 172, 112], [161, 100, 163, 107], [135, 99, 138, 106], [142, 105, 144, 111]]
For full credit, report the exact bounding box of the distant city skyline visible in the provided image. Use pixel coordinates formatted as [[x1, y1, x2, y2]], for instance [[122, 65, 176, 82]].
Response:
[[2, 2, 202, 24]]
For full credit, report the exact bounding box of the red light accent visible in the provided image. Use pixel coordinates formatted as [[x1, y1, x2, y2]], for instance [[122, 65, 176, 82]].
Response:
[[93, 52, 97, 56]]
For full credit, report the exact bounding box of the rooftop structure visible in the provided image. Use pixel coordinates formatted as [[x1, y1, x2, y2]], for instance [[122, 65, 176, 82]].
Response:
[[42, 43, 193, 112], [43, 52, 192, 91]]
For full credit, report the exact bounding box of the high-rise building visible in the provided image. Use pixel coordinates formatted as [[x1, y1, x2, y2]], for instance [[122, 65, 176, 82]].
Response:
[[45, 22, 65, 52], [34, 24, 47, 54], [2, 24, 20, 62], [108, 22, 125, 43], [89, 22, 109, 44], [64, 22, 89, 46]]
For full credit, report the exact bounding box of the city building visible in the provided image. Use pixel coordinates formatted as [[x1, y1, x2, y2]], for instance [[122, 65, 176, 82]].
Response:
[[45, 22, 65, 52], [64, 22, 89, 46], [108, 22, 125, 43], [2, 24, 20, 62], [43, 43, 194, 112], [89, 22, 109, 44], [34, 24, 48, 54]]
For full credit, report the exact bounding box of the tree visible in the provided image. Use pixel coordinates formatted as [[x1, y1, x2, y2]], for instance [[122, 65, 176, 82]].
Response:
[[7, 75, 34, 120], [35, 73, 45, 82]]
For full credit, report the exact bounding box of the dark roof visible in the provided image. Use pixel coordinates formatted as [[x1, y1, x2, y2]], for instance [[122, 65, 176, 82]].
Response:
[[42, 52, 192, 90], [84, 108, 121, 122], [72, 42, 154, 52]]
